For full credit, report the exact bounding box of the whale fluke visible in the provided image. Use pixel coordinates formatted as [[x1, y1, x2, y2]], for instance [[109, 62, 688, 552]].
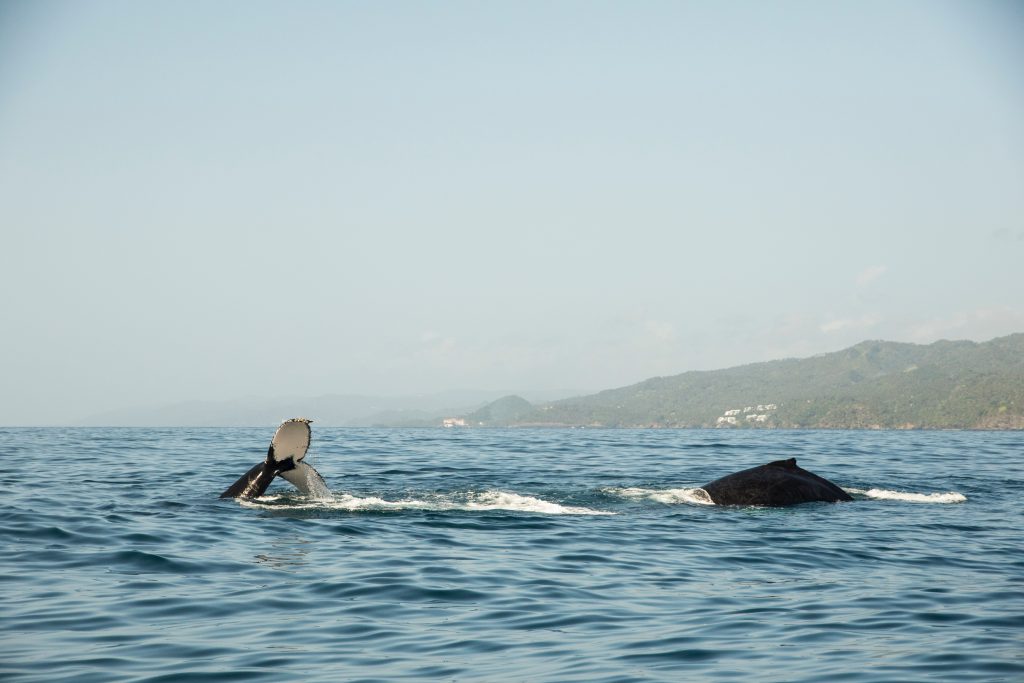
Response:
[[700, 457, 852, 506], [220, 418, 329, 499]]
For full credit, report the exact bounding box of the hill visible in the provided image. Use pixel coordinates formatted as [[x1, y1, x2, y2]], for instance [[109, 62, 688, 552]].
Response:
[[464, 395, 536, 425], [462, 334, 1024, 429]]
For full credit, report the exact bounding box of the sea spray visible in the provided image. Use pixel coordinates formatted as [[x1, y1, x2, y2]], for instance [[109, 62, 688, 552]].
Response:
[[845, 488, 968, 503], [239, 490, 612, 515]]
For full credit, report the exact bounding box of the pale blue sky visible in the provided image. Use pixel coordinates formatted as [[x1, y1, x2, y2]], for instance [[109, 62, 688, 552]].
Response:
[[2, 1, 1022, 424]]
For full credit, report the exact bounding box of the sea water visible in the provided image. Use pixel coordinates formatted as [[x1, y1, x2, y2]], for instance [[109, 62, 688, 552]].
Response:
[[1, 427, 1021, 682]]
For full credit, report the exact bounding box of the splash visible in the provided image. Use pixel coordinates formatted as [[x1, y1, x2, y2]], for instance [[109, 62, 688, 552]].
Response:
[[844, 488, 967, 504], [460, 491, 612, 515], [238, 490, 612, 515], [604, 486, 715, 506]]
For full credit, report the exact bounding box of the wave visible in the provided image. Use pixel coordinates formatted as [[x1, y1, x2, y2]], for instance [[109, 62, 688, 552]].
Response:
[[237, 486, 966, 514], [238, 490, 612, 515], [844, 488, 967, 504], [604, 486, 966, 505], [459, 491, 613, 515], [603, 487, 714, 506]]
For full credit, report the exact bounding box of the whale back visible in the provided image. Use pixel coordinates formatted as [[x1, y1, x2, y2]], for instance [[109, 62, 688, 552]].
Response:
[[701, 457, 852, 506]]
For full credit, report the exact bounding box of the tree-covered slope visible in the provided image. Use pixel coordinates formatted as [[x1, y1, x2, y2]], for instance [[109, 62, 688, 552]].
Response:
[[467, 334, 1024, 429]]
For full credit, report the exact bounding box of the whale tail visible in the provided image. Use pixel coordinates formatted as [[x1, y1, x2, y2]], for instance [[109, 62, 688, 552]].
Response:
[[220, 418, 330, 499]]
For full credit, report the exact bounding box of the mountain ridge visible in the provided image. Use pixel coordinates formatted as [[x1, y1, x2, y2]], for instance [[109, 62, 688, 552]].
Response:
[[461, 333, 1024, 430], [70, 334, 1024, 429]]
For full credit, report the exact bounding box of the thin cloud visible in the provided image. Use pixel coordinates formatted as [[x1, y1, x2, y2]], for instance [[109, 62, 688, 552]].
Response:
[[905, 307, 1024, 343], [820, 315, 881, 334], [642, 320, 678, 344], [855, 265, 887, 287]]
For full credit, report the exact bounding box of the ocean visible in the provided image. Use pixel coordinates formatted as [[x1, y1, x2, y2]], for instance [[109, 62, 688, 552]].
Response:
[[2, 427, 1021, 682]]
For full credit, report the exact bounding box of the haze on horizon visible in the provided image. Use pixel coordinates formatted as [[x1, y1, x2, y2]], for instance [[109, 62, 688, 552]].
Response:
[[2, 1, 1022, 426]]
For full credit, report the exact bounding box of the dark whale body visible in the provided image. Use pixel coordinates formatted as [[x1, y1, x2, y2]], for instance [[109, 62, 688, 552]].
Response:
[[701, 458, 853, 506]]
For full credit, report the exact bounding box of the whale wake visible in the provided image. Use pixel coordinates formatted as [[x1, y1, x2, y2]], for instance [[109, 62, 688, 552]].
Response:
[[602, 486, 967, 505], [845, 488, 968, 503], [602, 486, 715, 505], [238, 490, 613, 515]]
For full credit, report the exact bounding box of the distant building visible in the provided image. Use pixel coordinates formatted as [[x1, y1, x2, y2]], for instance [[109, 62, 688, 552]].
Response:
[[442, 418, 467, 428], [719, 403, 776, 426]]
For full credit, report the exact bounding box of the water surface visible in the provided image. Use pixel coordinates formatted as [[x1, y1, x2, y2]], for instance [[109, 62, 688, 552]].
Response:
[[2, 428, 1021, 681]]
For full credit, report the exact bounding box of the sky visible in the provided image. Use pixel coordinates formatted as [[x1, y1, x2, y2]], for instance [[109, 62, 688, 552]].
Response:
[[2, 0, 1023, 425]]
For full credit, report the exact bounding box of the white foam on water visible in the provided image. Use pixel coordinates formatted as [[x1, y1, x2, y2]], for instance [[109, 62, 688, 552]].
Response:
[[460, 491, 613, 515], [240, 493, 437, 512], [844, 487, 967, 504], [239, 490, 611, 515], [604, 486, 715, 506]]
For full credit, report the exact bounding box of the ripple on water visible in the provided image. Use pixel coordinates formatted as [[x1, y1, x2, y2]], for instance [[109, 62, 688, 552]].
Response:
[[1, 428, 1021, 682]]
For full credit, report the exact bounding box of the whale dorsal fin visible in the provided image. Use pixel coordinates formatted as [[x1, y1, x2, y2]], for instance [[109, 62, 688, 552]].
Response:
[[767, 457, 798, 469]]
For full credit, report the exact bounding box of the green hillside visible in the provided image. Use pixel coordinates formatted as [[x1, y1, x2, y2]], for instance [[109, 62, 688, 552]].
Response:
[[464, 395, 536, 425], [464, 334, 1024, 429]]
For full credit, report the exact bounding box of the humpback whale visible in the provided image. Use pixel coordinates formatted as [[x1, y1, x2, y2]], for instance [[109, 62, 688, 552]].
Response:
[[701, 458, 852, 506], [220, 418, 330, 499]]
